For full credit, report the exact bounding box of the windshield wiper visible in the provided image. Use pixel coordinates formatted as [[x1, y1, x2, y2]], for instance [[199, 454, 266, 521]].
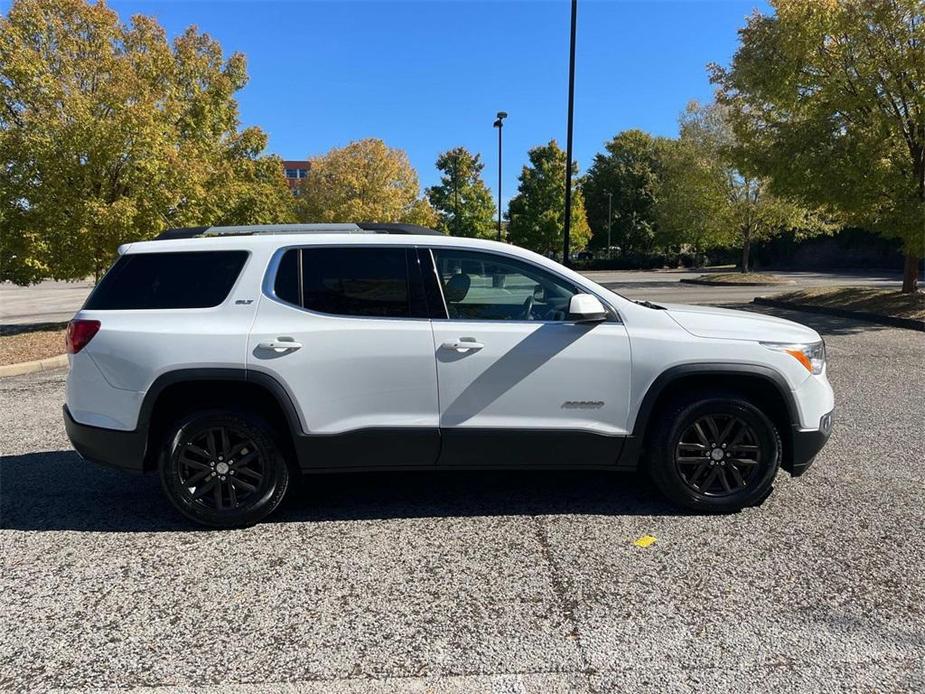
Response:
[[634, 300, 667, 310]]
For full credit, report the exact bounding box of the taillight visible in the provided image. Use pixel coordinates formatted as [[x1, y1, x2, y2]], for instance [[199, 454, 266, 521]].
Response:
[[66, 319, 101, 354]]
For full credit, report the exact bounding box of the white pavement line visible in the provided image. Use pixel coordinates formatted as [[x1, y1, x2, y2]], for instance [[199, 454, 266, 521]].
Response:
[[0, 354, 67, 378]]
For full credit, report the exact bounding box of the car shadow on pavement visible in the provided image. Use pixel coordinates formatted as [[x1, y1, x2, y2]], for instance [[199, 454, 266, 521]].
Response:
[[0, 450, 679, 532]]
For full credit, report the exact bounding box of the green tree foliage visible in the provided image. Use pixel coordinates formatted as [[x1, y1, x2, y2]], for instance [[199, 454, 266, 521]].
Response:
[[426, 147, 496, 238], [654, 137, 732, 256], [295, 138, 437, 227], [711, 0, 925, 291], [582, 129, 663, 254], [657, 102, 831, 272], [0, 0, 295, 284], [506, 140, 591, 255]]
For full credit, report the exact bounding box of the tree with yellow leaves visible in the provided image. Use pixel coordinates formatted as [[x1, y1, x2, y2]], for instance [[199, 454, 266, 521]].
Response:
[[295, 138, 437, 227], [0, 0, 294, 284]]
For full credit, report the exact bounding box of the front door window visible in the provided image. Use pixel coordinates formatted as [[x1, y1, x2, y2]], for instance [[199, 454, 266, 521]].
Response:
[[431, 249, 582, 321]]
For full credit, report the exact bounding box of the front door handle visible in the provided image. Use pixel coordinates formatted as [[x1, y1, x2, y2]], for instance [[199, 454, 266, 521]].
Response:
[[442, 339, 484, 353], [258, 339, 302, 352]]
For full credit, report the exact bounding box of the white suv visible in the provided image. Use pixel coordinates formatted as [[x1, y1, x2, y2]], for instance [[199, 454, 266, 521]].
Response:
[[64, 223, 834, 527]]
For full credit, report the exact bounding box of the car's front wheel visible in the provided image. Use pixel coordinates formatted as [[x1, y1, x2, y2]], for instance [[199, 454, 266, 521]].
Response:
[[648, 395, 781, 512], [159, 411, 290, 527]]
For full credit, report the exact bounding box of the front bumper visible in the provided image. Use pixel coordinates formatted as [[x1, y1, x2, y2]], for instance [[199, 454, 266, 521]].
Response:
[[63, 405, 148, 473], [786, 410, 833, 477]]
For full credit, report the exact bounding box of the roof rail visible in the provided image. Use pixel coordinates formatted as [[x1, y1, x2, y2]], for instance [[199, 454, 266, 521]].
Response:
[[156, 222, 444, 240], [356, 223, 444, 236]]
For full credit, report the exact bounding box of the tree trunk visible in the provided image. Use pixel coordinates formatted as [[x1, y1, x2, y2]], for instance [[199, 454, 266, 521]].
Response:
[[905, 142, 923, 294], [902, 253, 920, 293], [740, 240, 751, 273]]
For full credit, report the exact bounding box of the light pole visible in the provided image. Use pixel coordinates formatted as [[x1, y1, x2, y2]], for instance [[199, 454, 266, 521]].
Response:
[[453, 153, 460, 237], [562, 0, 577, 266], [493, 112, 507, 241], [606, 191, 612, 259]]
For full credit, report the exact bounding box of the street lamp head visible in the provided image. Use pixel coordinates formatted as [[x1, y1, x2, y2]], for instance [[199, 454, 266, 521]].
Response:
[[497, 111, 508, 120], [493, 119, 503, 128]]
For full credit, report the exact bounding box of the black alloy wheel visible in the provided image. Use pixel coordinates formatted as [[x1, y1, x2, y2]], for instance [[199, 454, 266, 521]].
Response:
[[648, 395, 781, 513], [176, 426, 266, 511], [160, 411, 290, 527], [674, 414, 761, 497]]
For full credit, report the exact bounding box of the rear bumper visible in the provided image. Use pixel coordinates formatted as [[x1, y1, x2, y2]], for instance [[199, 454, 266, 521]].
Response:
[[786, 410, 833, 477], [63, 405, 148, 473]]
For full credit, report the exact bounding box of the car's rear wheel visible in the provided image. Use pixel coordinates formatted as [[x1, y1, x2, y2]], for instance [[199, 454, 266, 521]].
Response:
[[159, 411, 290, 528], [648, 395, 781, 512]]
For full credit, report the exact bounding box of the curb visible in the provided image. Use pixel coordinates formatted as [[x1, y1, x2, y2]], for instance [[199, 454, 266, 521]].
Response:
[[0, 321, 69, 337], [0, 354, 68, 378], [753, 297, 925, 331], [680, 278, 795, 287]]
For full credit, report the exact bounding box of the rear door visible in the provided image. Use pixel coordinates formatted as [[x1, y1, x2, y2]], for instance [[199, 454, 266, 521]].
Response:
[[247, 244, 441, 468], [425, 247, 632, 467]]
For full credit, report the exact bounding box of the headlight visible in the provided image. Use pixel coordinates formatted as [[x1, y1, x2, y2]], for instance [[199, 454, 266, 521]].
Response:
[[761, 341, 826, 375]]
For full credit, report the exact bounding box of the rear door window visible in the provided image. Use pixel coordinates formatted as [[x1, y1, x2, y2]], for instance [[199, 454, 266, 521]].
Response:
[[272, 246, 434, 319], [84, 251, 248, 310]]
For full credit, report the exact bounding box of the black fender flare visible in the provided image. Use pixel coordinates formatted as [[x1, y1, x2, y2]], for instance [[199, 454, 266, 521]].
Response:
[[137, 368, 305, 468], [618, 362, 799, 466]]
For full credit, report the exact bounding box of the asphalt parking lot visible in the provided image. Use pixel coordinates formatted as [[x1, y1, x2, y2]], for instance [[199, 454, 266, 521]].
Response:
[[1, 305, 924, 693]]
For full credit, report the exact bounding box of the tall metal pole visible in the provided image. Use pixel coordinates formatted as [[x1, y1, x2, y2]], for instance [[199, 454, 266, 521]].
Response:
[[497, 123, 502, 241], [493, 111, 507, 242], [607, 191, 612, 259], [562, 0, 577, 266], [454, 154, 459, 237]]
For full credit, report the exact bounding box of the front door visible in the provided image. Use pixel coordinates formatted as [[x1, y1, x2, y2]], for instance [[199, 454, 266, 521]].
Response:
[[248, 245, 440, 468], [426, 248, 632, 467]]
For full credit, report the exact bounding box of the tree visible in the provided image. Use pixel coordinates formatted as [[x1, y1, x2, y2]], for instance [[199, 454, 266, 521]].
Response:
[[425, 147, 496, 238], [661, 102, 831, 272], [201, 129, 297, 229], [506, 140, 591, 255], [654, 136, 733, 256], [711, 0, 925, 292], [0, 0, 294, 284], [582, 130, 663, 254], [295, 138, 436, 227]]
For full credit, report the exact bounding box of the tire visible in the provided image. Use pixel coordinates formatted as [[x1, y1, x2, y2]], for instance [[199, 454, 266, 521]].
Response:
[[159, 410, 290, 528], [648, 395, 781, 513]]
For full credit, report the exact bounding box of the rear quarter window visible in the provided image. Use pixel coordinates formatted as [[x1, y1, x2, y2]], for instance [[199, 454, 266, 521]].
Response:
[[84, 250, 248, 310]]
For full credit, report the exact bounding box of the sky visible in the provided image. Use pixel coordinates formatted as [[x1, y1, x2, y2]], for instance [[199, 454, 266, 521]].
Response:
[[35, 0, 771, 203]]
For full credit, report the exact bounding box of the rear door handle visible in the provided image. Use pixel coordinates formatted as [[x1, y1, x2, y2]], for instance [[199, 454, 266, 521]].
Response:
[[442, 339, 484, 352], [258, 339, 302, 352]]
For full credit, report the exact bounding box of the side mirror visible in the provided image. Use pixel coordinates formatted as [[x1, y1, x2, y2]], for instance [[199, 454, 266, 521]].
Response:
[[568, 294, 608, 323]]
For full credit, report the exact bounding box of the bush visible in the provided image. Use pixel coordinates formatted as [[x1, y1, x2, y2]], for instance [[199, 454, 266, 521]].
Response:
[[571, 252, 690, 271], [572, 253, 677, 270]]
